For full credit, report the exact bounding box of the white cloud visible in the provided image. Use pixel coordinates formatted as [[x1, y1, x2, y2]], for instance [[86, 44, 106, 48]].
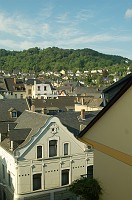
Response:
[[56, 12, 69, 23], [76, 9, 94, 21], [39, 5, 53, 19], [0, 11, 50, 38], [125, 9, 132, 18]]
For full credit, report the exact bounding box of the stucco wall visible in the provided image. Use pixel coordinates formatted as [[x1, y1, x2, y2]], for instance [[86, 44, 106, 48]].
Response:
[[94, 150, 132, 200]]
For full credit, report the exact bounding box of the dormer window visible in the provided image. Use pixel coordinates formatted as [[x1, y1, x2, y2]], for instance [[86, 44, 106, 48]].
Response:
[[8, 108, 17, 118], [12, 111, 17, 118]]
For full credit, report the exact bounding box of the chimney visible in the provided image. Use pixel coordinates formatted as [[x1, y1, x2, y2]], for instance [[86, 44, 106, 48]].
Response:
[[81, 98, 84, 105], [31, 104, 35, 112], [14, 78, 16, 84], [10, 140, 13, 151], [42, 107, 47, 114], [8, 124, 10, 132], [81, 109, 85, 120]]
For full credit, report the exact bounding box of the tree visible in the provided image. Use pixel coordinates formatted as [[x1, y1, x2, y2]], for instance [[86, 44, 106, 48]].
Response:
[[69, 177, 102, 200]]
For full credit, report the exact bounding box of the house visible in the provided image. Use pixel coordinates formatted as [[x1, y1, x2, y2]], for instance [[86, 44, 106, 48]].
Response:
[[0, 77, 8, 97], [27, 96, 76, 114], [57, 81, 101, 97], [75, 97, 103, 112], [25, 79, 58, 99], [0, 110, 93, 200], [77, 78, 132, 200], [4, 78, 26, 99], [101, 73, 132, 106]]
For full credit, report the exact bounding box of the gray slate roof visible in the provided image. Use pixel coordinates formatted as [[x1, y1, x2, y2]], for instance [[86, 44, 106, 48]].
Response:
[[4, 78, 25, 92], [0, 122, 17, 133], [25, 78, 42, 85], [9, 128, 31, 141], [0, 108, 99, 152], [56, 111, 99, 136], [0, 99, 29, 122], [15, 110, 51, 147], [29, 96, 76, 112]]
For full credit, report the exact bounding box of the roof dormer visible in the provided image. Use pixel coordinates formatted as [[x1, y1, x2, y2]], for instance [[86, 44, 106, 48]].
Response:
[[8, 107, 18, 118]]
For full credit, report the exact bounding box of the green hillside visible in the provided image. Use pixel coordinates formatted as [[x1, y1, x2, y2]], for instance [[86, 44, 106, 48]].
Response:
[[0, 47, 131, 73]]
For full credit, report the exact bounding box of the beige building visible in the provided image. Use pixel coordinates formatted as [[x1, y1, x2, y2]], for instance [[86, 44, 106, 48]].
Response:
[[78, 79, 132, 200], [0, 110, 93, 200]]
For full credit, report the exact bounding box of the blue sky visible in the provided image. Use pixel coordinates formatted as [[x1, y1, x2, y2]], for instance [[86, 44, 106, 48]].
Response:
[[0, 0, 132, 59]]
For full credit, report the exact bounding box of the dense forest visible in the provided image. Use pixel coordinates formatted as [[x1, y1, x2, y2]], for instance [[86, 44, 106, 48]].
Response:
[[0, 47, 131, 73]]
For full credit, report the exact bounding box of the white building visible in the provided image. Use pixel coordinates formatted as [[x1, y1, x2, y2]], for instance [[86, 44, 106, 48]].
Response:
[[0, 110, 93, 200], [25, 79, 58, 99]]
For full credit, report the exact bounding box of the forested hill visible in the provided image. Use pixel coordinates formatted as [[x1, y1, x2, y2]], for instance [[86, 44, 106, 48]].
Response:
[[0, 47, 131, 73]]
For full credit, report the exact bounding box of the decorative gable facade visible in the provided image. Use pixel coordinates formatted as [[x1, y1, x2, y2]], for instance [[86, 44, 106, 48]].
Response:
[[0, 111, 93, 200]]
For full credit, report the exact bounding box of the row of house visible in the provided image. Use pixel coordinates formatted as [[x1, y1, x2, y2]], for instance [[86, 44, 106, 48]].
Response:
[[0, 77, 102, 100]]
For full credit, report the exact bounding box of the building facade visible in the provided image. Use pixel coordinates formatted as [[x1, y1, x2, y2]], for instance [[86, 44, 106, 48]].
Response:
[[78, 79, 132, 200], [0, 111, 93, 200]]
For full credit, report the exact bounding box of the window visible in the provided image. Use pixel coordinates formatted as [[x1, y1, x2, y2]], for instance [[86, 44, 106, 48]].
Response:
[[3, 191, 7, 200], [33, 173, 42, 191], [64, 143, 69, 156], [12, 111, 17, 118], [15, 94, 17, 99], [38, 86, 40, 91], [61, 169, 69, 186], [87, 165, 93, 179], [37, 146, 42, 159], [8, 171, 11, 186], [2, 164, 5, 179], [49, 140, 57, 157], [20, 94, 23, 99], [28, 89, 31, 95], [44, 86, 47, 91]]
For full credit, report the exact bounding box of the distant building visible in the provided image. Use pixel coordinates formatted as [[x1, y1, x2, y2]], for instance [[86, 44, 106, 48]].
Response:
[[25, 79, 58, 99]]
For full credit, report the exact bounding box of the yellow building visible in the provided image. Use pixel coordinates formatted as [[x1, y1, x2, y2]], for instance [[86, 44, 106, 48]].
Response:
[[78, 79, 132, 200]]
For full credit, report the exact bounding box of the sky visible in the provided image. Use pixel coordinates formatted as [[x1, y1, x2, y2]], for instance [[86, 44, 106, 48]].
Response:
[[0, 0, 132, 59]]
